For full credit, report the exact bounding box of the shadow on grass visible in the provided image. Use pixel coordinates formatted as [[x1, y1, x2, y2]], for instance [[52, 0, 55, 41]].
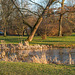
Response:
[[42, 40, 75, 42], [71, 34, 75, 36], [29, 42, 53, 45], [0, 37, 27, 44]]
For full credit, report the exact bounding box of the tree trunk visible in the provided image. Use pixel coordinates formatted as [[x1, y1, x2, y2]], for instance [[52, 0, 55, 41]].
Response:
[[23, 31, 24, 36], [3, 17, 7, 37], [22, 26, 25, 36], [58, 0, 65, 36], [4, 27, 6, 37], [22, 30, 25, 36], [26, 0, 54, 41], [59, 14, 63, 36], [27, 17, 43, 41], [41, 33, 47, 40]]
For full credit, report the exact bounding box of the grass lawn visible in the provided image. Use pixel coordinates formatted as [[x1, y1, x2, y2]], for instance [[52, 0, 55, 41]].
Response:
[[0, 33, 75, 47], [0, 61, 75, 75]]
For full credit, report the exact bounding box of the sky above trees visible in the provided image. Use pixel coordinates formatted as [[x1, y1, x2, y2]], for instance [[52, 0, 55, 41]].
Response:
[[18, 0, 75, 9]]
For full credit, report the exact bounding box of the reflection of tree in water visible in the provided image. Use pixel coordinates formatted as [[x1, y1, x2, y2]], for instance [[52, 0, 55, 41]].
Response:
[[0, 44, 75, 64], [59, 49, 63, 63]]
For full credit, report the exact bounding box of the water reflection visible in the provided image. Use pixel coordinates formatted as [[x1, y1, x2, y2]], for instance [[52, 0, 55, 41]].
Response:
[[46, 48, 75, 64], [0, 48, 75, 64]]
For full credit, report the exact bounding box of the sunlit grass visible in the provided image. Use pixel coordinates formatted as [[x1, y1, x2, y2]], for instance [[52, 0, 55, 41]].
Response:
[[0, 61, 75, 75], [0, 33, 75, 47]]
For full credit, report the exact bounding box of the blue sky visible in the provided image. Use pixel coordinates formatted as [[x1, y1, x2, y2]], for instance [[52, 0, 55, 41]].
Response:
[[18, 0, 75, 8]]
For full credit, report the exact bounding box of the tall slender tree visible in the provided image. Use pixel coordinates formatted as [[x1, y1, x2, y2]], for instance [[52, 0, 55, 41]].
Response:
[[58, 0, 65, 36]]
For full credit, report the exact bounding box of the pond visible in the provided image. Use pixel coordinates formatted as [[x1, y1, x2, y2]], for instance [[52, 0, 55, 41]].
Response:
[[0, 47, 75, 64]]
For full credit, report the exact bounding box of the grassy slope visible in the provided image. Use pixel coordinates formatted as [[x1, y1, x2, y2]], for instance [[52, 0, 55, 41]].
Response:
[[0, 61, 75, 75], [0, 33, 75, 47]]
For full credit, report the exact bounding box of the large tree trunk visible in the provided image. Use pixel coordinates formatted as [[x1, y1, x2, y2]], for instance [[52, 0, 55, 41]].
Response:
[[27, 17, 43, 41], [27, 0, 54, 41], [58, 0, 65, 36]]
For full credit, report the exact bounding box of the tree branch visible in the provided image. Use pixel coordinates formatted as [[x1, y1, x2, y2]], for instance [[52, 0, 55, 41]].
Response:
[[11, 0, 32, 29], [64, 17, 75, 25], [29, 0, 44, 10], [19, 8, 40, 16]]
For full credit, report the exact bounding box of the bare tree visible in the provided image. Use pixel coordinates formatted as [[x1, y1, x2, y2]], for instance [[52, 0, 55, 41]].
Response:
[[1, 0, 15, 36], [58, 0, 65, 36], [11, 0, 57, 41], [26, 0, 57, 41]]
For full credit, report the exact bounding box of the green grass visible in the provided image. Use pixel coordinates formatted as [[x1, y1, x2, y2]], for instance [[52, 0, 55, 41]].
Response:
[[0, 61, 75, 75], [0, 33, 75, 47]]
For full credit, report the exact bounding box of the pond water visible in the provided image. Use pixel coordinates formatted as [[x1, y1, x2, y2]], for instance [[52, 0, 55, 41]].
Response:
[[15, 48, 75, 64], [45, 48, 75, 64], [0, 48, 75, 64]]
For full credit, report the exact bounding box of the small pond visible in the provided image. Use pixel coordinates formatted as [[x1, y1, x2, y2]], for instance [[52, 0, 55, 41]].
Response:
[[0, 48, 75, 64]]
